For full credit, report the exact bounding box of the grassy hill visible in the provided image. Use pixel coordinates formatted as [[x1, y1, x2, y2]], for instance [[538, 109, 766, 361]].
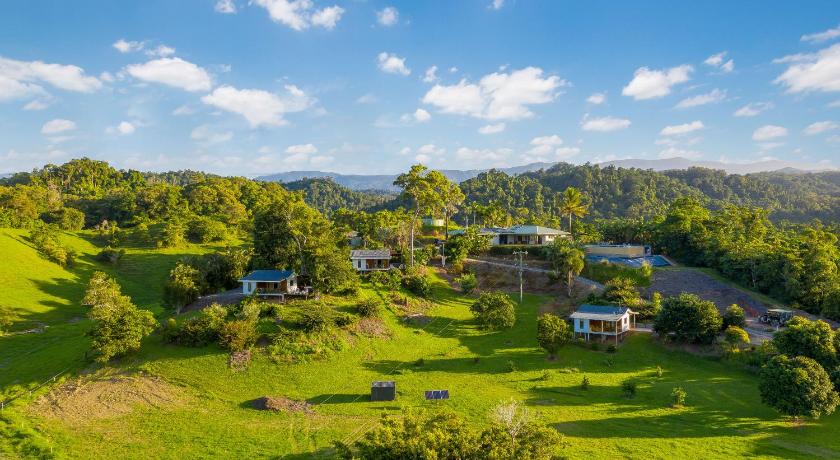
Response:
[[3, 233, 840, 458]]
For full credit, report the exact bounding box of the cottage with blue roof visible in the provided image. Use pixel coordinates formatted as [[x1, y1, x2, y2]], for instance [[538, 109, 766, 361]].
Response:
[[570, 304, 636, 344], [238, 269, 299, 297]]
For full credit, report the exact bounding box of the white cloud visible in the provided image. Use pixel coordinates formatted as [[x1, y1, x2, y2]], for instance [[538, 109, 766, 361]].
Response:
[[415, 153, 431, 164], [401, 108, 431, 123], [587, 92, 606, 105], [489, 0, 504, 10], [311, 5, 344, 29], [286, 143, 318, 155], [580, 115, 631, 132], [733, 102, 773, 117], [22, 98, 50, 110], [804, 120, 839, 135], [191, 124, 233, 144], [455, 147, 512, 167], [202, 84, 311, 127], [377, 7, 399, 26], [113, 39, 144, 53], [377, 52, 410, 75], [704, 51, 734, 73], [622, 64, 692, 100], [423, 66, 565, 121], [146, 45, 176, 58], [752, 125, 788, 141], [125, 58, 211, 92], [802, 24, 840, 43], [675, 88, 726, 108], [172, 104, 196, 116], [0, 56, 101, 99], [417, 143, 445, 156], [41, 118, 76, 135], [356, 93, 377, 104], [106, 121, 136, 135], [215, 0, 237, 14], [774, 43, 840, 93], [524, 135, 579, 161], [254, 0, 344, 31], [660, 120, 704, 136], [423, 65, 439, 83], [478, 122, 505, 134]]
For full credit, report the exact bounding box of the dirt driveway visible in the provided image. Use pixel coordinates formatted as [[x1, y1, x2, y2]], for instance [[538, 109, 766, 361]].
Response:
[[644, 268, 772, 317]]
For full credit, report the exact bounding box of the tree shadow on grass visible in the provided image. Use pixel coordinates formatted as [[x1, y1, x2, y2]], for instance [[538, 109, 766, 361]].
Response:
[[308, 393, 370, 404]]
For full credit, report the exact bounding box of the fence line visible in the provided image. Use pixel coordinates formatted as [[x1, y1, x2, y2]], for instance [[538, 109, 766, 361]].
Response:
[[0, 367, 71, 410]]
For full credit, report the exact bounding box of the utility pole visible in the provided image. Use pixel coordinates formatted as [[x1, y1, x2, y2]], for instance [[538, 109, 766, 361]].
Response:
[[513, 250, 527, 303]]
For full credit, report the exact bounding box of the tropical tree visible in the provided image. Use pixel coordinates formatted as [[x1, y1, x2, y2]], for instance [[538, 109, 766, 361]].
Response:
[[429, 170, 465, 267], [772, 317, 837, 369], [653, 293, 722, 344], [162, 262, 201, 314], [560, 187, 588, 236], [536, 313, 572, 359], [394, 164, 442, 267], [759, 355, 839, 420], [470, 292, 516, 330], [547, 239, 585, 297], [85, 272, 157, 362]]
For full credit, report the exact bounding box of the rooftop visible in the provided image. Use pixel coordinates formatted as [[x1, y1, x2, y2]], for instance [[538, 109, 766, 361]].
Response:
[[350, 249, 391, 258], [239, 269, 296, 282], [503, 224, 569, 236], [570, 304, 633, 321]]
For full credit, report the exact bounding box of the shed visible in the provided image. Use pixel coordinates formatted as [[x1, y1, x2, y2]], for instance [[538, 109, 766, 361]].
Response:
[[238, 270, 298, 296], [371, 381, 396, 401]]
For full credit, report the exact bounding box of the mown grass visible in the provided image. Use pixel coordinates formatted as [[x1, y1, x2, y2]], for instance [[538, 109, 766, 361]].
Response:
[[3, 229, 840, 459]]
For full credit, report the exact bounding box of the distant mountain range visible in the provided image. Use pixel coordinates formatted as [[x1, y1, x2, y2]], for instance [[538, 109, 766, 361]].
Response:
[[257, 162, 556, 191], [597, 157, 836, 175], [257, 157, 835, 191]]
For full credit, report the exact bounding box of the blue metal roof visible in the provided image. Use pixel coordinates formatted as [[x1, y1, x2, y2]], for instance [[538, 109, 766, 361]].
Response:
[[575, 304, 628, 315], [239, 269, 295, 282]]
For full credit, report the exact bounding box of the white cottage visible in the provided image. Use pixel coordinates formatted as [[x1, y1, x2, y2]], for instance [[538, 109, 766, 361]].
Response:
[[350, 249, 392, 272], [570, 304, 636, 343], [238, 270, 298, 296]]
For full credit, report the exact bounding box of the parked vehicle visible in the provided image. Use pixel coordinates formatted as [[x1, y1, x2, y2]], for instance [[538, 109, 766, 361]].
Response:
[[759, 308, 794, 327]]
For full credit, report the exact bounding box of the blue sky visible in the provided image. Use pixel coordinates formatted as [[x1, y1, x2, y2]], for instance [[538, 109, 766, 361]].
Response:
[[1, 0, 839, 175]]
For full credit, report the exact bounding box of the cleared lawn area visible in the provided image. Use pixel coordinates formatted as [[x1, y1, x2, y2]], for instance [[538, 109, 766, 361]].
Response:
[[3, 229, 840, 458]]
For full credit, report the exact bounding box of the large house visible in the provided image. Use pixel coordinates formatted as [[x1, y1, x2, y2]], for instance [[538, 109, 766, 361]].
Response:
[[350, 249, 392, 272], [239, 269, 299, 297], [570, 304, 636, 343], [467, 225, 570, 246]]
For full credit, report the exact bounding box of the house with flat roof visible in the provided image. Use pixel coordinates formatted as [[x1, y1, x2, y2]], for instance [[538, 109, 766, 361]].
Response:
[[570, 304, 636, 343], [239, 270, 299, 297], [489, 224, 570, 246], [350, 249, 392, 272]]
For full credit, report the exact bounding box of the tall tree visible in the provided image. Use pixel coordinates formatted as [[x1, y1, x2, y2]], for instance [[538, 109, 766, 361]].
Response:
[[393, 164, 441, 267], [559, 187, 588, 236], [427, 170, 464, 267], [547, 239, 585, 297]]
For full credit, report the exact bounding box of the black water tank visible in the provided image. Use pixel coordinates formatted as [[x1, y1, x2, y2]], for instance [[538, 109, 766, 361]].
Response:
[[371, 381, 396, 401]]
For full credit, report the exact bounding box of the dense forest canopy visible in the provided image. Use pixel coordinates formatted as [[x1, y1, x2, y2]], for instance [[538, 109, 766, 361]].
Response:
[[283, 177, 396, 216]]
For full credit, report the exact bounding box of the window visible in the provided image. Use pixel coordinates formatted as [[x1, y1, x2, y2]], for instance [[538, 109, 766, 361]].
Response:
[[578, 319, 584, 330]]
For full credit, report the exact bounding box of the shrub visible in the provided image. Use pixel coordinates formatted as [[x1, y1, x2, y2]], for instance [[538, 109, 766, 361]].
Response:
[[162, 262, 201, 314], [334, 312, 355, 328], [415, 358, 425, 366], [157, 220, 186, 248], [299, 307, 332, 332], [581, 375, 590, 390], [671, 387, 687, 407], [0, 308, 14, 334], [621, 381, 637, 398], [268, 330, 346, 363], [402, 271, 432, 298], [357, 298, 382, 318], [655, 366, 663, 378], [653, 293, 722, 344], [174, 304, 228, 346], [772, 316, 837, 369], [187, 217, 228, 243], [506, 360, 517, 373], [470, 292, 516, 330], [95, 246, 125, 265], [456, 272, 478, 295], [606, 344, 617, 353], [723, 304, 746, 329], [45, 207, 86, 231], [219, 320, 258, 352], [724, 326, 750, 349], [759, 354, 839, 419]]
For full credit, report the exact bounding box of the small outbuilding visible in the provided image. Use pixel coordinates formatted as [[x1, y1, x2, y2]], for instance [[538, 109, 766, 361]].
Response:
[[570, 304, 636, 344], [371, 381, 396, 401], [239, 270, 298, 296], [350, 249, 392, 272]]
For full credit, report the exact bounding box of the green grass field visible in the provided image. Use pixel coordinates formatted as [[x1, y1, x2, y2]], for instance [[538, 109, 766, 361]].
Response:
[[3, 228, 840, 459]]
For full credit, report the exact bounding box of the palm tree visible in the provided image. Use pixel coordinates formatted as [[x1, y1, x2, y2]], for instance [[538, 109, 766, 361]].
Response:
[[560, 187, 588, 237], [548, 239, 585, 297]]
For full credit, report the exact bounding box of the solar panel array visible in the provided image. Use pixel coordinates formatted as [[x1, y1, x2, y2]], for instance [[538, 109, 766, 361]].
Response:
[[424, 390, 450, 400]]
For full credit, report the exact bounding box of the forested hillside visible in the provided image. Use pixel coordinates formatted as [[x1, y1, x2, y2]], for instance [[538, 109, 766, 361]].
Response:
[[283, 177, 395, 215]]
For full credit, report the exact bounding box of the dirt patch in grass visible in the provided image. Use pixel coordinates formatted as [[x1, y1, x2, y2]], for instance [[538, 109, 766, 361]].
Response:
[[252, 396, 314, 414], [645, 269, 769, 316], [31, 371, 184, 423], [354, 317, 391, 338], [403, 314, 433, 327]]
